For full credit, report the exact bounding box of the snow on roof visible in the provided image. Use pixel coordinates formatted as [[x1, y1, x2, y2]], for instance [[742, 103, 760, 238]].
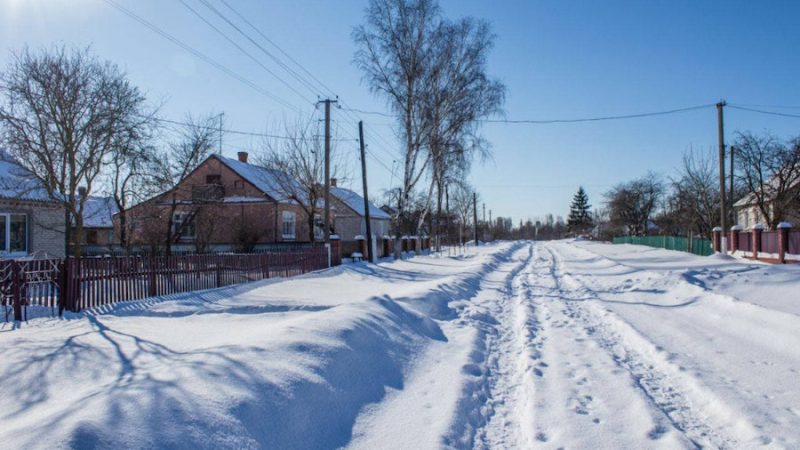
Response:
[[330, 186, 391, 220], [0, 157, 53, 202], [82, 196, 118, 228], [214, 155, 306, 204]]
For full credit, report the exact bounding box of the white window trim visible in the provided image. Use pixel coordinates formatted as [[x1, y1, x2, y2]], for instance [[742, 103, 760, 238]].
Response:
[[313, 214, 324, 241], [172, 212, 196, 239], [0, 213, 28, 256], [282, 211, 296, 240]]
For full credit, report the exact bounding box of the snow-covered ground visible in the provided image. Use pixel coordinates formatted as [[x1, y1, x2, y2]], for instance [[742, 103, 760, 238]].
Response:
[[1, 240, 799, 449]]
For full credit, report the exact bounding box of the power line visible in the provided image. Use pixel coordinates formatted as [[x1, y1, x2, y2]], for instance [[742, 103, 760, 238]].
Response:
[[102, 0, 301, 113], [727, 105, 800, 119], [340, 103, 717, 124], [151, 115, 357, 141], [178, 0, 314, 105], [218, 0, 337, 98]]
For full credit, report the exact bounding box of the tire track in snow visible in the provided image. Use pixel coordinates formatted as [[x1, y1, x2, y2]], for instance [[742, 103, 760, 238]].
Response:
[[544, 242, 763, 449], [444, 242, 540, 449]]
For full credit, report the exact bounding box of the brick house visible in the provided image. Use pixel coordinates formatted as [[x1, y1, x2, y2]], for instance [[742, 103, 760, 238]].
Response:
[[0, 157, 66, 258], [119, 152, 327, 252], [330, 181, 392, 258]]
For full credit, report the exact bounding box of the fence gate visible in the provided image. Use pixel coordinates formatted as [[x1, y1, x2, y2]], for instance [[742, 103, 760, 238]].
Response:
[[0, 259, 62, 322]]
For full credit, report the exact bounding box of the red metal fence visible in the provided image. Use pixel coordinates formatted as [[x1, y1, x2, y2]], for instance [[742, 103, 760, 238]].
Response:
[[2, 246, 329, 321]]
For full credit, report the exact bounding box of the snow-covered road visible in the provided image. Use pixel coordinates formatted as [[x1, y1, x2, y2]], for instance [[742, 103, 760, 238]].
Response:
[[2, 240, 799, 449]]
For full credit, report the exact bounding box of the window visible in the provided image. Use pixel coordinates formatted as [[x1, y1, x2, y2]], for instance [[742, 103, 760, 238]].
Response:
[[206, 174, 222, 185], [0, 213, 27, 255], [282, 211, 296, 240], [172, 212, 195, 239], [234, 180, 244, 189], [85, 230, 99, 245], [313, 214, 324, 241]]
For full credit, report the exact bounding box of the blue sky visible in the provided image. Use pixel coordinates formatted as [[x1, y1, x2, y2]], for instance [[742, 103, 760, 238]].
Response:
[[2, 0, 800, 221]]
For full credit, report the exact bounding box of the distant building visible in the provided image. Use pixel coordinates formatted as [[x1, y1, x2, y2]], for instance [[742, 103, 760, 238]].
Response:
[[329, 181, 392, 257], [0, 157, 65, 258], [74, 196, 119, 250]]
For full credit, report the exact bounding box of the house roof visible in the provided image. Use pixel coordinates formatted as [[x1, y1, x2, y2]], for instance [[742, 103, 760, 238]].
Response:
[[733, 174, 800, 209], [82, 196, 119, 228], [0, 156, 53, 203], [213, 155, 306, 204], [330, 186, 391, 220]]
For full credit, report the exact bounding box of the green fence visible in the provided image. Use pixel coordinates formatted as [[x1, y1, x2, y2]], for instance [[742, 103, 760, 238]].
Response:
[[612, 235, 714, 256]]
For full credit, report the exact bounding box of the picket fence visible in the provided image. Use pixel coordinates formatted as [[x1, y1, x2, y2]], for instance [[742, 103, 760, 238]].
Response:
[[1, 247, 328, 322]]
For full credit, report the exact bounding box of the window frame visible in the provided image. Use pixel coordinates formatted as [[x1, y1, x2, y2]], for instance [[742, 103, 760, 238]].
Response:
[[282, 210, 296, 240], [172, 212, 196, 240], [0, 212, 28, 255]]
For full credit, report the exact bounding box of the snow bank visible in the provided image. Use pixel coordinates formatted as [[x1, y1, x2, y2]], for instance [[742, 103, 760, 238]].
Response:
[[0, 243, 517, 449]]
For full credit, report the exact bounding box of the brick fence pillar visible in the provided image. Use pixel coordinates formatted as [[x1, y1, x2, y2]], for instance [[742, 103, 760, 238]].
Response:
[[712, 227, 722, 253], [329, 235, 342, 266], [752, 224, 764, 260], [778, 222, 792, 264], [730, 225, 742, 254]]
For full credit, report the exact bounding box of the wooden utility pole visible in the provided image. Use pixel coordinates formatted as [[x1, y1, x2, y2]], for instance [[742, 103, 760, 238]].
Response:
[[729, 144, 735, 226], [717, 101, 727, 252], [358, 121, 374, 262], [320, 98, 337, 242], [473, 192, 479, 246]]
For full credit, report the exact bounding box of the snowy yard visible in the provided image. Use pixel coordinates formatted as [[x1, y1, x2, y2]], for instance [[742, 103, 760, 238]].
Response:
[[1, 240, 799, 449]]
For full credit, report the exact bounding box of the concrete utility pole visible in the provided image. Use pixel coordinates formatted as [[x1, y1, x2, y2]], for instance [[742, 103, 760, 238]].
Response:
[[358, 121, 373, 262], [320, 98, 337, 242], [473, 192, 479, 246], [717, 100, 727, 253]]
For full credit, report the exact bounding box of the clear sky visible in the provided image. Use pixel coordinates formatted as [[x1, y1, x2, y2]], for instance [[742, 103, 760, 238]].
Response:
[[2, 0, 800, 222]]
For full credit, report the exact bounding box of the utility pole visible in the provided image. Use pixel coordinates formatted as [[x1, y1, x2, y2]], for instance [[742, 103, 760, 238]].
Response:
[[358, 121, 373, 263], [489, 209, 492, 241], [473, 192, 479, 246], [717, 100, 727, 253], [729, 145, 735, 226], [319, 98, 337, 242]]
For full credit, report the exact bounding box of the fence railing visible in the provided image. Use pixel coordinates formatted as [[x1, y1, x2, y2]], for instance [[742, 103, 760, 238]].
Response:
[[612, 235, 714, 256], [2, 245, 329, 321], [717, 225, 800, 263]]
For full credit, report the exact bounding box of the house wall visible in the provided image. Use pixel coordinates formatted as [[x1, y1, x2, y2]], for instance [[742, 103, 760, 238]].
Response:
[[117, 157, 319, 250], [0, 199, 65, 258], [736, 203, 800, 230]]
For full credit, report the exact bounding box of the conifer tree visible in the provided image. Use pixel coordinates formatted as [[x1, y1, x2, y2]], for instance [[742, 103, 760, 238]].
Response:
[[567, 186, 594, 235]]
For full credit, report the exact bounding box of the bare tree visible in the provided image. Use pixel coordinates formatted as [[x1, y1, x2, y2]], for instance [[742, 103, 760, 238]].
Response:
[[450, 181, 475, 245], [151, 115, 218, 255], [421, 16, 504, 234], [257, 118, 345, 242], [733, 132, 800, 229], [0, 46, 152, 256], [354, 0, 504, 255], [107, 135, 160, 252], [669, 149, 721, 237], [605, 173, 665, 236], [353, 0, 439, 242]]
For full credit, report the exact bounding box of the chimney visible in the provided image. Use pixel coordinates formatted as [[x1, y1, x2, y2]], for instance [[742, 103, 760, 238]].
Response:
[[237, 151, 249, 163], [330, 178, 337, 187]]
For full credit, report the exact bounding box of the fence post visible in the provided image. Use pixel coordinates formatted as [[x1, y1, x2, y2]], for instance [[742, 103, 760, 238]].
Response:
[[730, 225, 742, 254], [148, 256, 157, 297], [58, 260, 67, 316], [11, 262, 21, 321], [778, 222, 792, 264], [752, 224, 764, 260], [712, 227, 722, 253]]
